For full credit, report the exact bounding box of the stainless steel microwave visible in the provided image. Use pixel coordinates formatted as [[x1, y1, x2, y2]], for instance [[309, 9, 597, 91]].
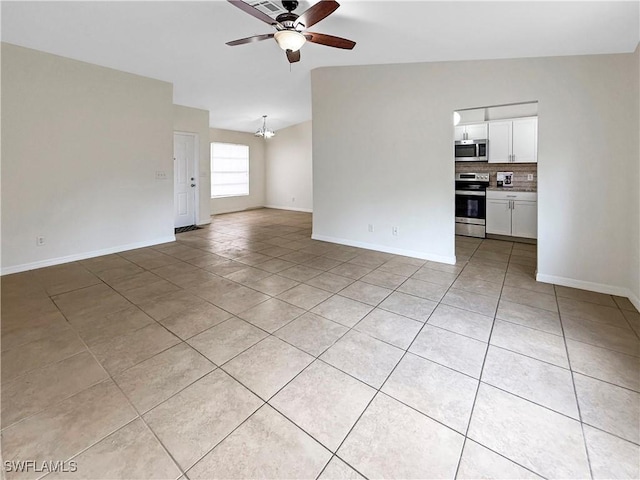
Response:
[[455, 139, 488, 162]]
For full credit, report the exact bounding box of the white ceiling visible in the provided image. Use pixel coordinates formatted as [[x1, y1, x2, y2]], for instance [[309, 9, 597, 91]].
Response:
[[2, 1, 638, 132]]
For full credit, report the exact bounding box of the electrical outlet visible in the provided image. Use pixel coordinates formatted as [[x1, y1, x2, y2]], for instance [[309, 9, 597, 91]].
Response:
[[36, 236, 45, 246], [368, 224, 374, 233], [392, 226, 399, 236], [527, 174, 534, 181], [155, 170, 168, 181]]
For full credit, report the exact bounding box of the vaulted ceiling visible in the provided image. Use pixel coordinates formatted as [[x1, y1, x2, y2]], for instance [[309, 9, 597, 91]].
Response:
[[2, 1, 638, 132]]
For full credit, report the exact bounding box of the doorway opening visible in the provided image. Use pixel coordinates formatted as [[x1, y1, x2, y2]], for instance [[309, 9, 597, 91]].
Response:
[[453, 101, 539, 282]]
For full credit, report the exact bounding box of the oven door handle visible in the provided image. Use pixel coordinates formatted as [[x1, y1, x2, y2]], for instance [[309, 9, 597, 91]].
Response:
[[455, 190, 486, 197]]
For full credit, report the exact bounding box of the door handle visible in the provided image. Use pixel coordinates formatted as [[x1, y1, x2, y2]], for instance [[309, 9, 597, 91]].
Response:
[[190, 184, 196, 187]]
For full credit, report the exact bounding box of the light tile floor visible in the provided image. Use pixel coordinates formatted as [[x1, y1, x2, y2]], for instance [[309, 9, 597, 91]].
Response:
[[2, 209, 639, 479]]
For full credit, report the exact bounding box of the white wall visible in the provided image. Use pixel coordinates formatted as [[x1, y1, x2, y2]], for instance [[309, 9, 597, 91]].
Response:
[[265, 120, 313, 212], [173, 104, 211, 225], [209, 128, 265, 215], [311, 50, 639, 304], [630, 45, 640, 306], [1, 43, 174, 274]]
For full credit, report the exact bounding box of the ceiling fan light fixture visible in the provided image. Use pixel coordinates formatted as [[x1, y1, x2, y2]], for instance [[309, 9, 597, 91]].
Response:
[[274, 30, 306, 52], [255, 115, 276, 139]]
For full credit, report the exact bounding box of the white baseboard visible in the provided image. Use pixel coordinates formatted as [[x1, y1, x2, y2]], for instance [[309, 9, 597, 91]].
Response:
[[264, 205, 313, 213], [211, 205, 265, 215], [536, 272, 640, 311], [1, 235, 176, 276], [311, 233, 456, 265]]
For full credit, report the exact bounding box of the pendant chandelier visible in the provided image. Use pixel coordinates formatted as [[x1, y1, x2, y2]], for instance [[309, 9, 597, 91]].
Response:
[[255, 115, 275, 139]]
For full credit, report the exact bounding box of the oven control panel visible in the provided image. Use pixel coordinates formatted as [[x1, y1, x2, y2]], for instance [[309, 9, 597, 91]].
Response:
[[456, 173, 490, 183]]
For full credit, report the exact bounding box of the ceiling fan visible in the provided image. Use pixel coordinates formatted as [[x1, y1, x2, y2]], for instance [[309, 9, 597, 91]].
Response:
[[225, 0, 356, 64]]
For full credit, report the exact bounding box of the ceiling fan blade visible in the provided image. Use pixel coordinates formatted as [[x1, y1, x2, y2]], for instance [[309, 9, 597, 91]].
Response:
[[227, 0, 277, 25], [305, 32, 355, 49], [294, 0, 339, 29], [226, 33, 274, 46], [286, 49, 301, 63]]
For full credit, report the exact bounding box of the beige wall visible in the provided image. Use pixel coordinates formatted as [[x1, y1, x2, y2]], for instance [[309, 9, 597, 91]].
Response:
[[1, 43, 174, 274], [173, 104, 211, 225], [265, 120, 313, 212], [312, 50, 640, 305], [209, 128, 266, 215], [630, 44, 640, 305]]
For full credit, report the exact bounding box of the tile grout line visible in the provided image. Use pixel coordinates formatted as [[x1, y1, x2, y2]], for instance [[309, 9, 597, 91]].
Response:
[[320, 244, 474, 479], [553, 283, 595, 480], [64, 314, 193, 479], [201, 248, 452, 478], [452, 240, 508, 480], [453, 240, 559, 479], [33, 304, 188, 480], [5, 213, 637, 479], [36, 262, 273, 479], [145, 222, 459, 476]]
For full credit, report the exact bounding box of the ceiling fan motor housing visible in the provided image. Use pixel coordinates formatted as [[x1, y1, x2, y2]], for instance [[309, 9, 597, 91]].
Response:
[[281, 1, 299, 12]]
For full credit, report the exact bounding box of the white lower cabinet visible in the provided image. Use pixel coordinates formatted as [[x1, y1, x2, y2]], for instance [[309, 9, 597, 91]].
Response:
[[486, 198, 512, 235], [486, 191, 537, 239]]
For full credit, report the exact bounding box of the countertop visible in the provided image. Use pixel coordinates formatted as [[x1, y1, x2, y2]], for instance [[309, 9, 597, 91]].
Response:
[[486, 187, 537, 192]]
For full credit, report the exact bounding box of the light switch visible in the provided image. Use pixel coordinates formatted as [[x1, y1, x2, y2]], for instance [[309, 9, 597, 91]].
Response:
[[155, 171, 168, 181]]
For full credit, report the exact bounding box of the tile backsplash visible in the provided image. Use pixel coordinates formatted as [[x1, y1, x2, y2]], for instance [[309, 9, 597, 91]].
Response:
[[455, 162, 537, 191]]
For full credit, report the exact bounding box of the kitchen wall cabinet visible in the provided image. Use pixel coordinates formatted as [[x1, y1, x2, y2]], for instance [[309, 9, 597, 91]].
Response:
[[486, 191, 537, 238], [454, 123, 488, 141], [488, 117, 537, 163]]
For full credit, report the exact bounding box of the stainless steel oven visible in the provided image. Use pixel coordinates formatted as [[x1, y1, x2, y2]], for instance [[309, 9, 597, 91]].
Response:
[[455, 173, 489, 238], [455, 139, 488, 162]]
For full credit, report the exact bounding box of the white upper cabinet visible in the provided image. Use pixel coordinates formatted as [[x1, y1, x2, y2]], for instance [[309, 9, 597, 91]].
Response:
[[487, 121, 512, 163], [512, 117, 538, 163], [488, 116, 537, 163], [455, 123, 487, 141], [464, 123, 488, 140]]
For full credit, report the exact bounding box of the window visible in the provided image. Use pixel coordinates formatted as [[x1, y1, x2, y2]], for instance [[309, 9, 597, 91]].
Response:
[[210, 142, 249, 198]]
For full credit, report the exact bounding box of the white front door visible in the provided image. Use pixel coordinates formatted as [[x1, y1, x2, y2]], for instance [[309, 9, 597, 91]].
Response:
[[174, 133, 196, 228]]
